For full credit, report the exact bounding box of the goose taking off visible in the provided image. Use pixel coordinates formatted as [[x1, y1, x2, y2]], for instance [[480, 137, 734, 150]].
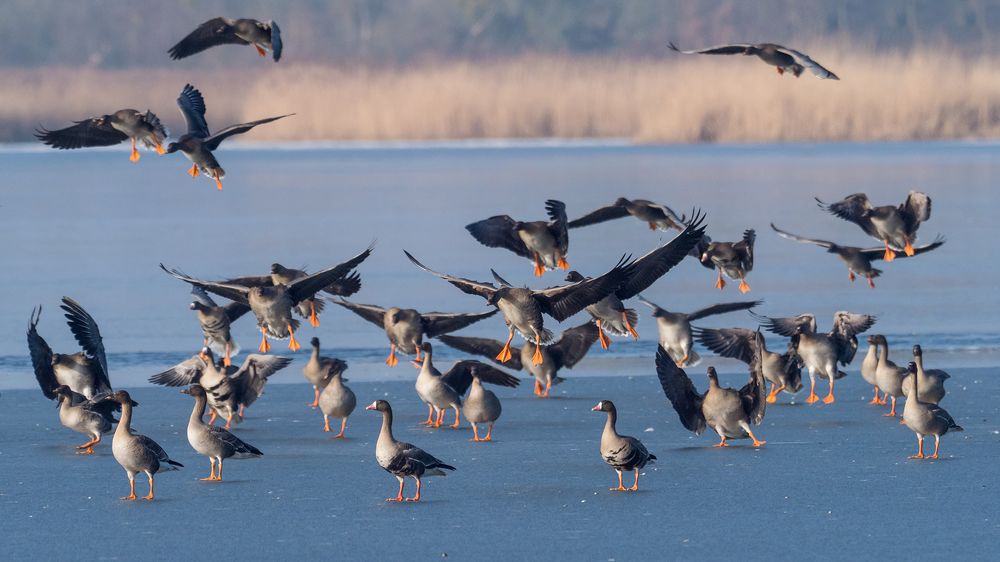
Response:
[[169, 18, 282, 61], [567, 198, 687, 232], [816, 191, 932, 261], [181, 384, 262, 481], [902, 362, 962, 459], [668, 42, 839, 79], [367, 400, 456, 502], [333, 300, 496, 367], [221, 265, 362, 329], [414, 343, 519, 429], [164, 84, 292, 190], [592, 400, 656, 491], [638, 296, 760, 367], [694, 327, 802, 404], [27, 299, 112, 401], [465, 199, 570, 277], [108, 390, 183, 501], [699, 229, 755, 293], [189, 286, 251, 367], [404, 250, 631, 366], [35, 109, 167, 162]]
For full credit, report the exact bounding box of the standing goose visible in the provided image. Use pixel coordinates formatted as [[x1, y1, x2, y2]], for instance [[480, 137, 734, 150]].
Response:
[[189, 286, 251, 367], [465, 199, 570, 277], [438, 321, 599, 398], [656, 342, 767, 447], [222, 265, 362, 329], [35, 109, 167, 162], [564, 212, 707, 349], [404, 250, 630, 366], [303, 337, 348, 408], [568, 197, 686, 232], [108, 390, 183, 501], [902, 344, 949, 405], [902, 363, 962, 459], [694, 327, 802, 404], [816, 192, 932, 261], [165, 84, 292, 190], [592, 400, 656, 491], [366, 400, 456, 502], [860, 338, 884, 405], [27, 299, 112, 400], [755, 311, 876, 404], [699, 229, 755, 293], [771, 224, 944, 287], [464, 371, 503, 442], [53, 385, 122, 455], [638, 296, 760, 367], [181, 384, 262, 481], [333, 300, 496, 367], [414, 343, 519, 428], [160, 244, 373, 352], [169, 18, 282, 61], [150, 348, 292, 428], [318, 361, 356, 438], [668, 42, 839, 79], [870, 335, 909, 417]]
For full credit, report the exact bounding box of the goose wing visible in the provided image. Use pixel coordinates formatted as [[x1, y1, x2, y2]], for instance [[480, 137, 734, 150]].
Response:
[[654, 345, 706, 434], [900, 191, 932, 234], [545, 199, 570, 255], [436, 335, 523, 371], [149, 355, 207, 387], [686, 300, 761, 321], [422, 309, 498, 338], [815, 193, 880, 239], [176, 84, 210, 138], [27, 307, 58, 399], [547, 322, 601, 369], [738, 332, 768, 424], [770, 223, 836, 249], [694, 327, 755, 364], [752, 312, 817, 337], [60, 297, 110, 393], [333, 300, 387, 328], [404, 250, 498, 301], [441, 360, 519, 395], [203, 114, 294, 151], [613, 212, 706, 299], [534, 255, 632, 321], [860, 235, 945, 261], [323, 271, 362, 297], [286, 243, 374, 305], [773, 45, 839, 79], [465, 216, 532, 258], [231, 355, 292, 407], [566, 202, 629, 228], [160, 264, 251, 304], [35, 118, 127, 149], [668, 42, 754, 55], [168, 17, 247, 60]]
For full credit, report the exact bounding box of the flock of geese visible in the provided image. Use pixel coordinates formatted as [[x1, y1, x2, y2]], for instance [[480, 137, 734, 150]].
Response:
[[25, 17, 961, 502]]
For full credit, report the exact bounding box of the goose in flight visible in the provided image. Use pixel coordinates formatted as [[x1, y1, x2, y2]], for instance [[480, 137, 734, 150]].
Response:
[[35, 110, 167, 162], [169, 18, 282, 61], [668, 42, 839, 79]]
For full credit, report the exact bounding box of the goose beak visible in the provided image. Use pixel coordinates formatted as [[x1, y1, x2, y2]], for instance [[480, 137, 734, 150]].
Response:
[[365, 402, 377, 411], [591, 403, 602, 411]]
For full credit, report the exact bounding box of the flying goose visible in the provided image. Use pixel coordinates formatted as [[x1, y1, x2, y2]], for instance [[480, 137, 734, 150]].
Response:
[[655, 343, 767, 448], [901, 344, 949, 405], [755, 311, 876, 404], [222, 265, 362, 328], [318, 361, 356, 438], [189, 286, 251, 367], [564, 211, 707, 349], [699, 229, 755, 293], [160, 243, 373, 352], [437, 321, 599, 398], [165, 84, 292, 190], [902, 363, 962, 459], [638, 296, 760, 367], [108, 390, 183, 500], [35, 109, 167, 162], [303, 337, 348, 407], [815, 192, 932, 261], [694, 327, 802, 404], [181, 384, 262, 481], [27, 299, 112, 401], [592, 400, 656, 491], [567, 198, 687, 232], [53, 385, 122, 455], [333, 300, 496, 367], [771, 223, 944, 287], [169, 18, 282, 61], [404, 250, 631, 366], [668, 42, 839, 79], [367, 400, 456, 502], [414, 343, 519, 428], [465, 199, 570, 277]]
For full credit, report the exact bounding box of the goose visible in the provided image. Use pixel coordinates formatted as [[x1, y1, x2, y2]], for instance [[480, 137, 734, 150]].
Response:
[[655, 342, 767, 448], [638, 296, 760, 367], [160, 243, 372, 352], [438, 321, 599, 398], [221, 265, 362, 329], [870, 335, 909, 417], [404, 250, 630, 365], [333, 300, 496, 366], [318, 362, 356, 438], [181, 384, 262, 481], [164, 84, 292, 190], [816, 192, 932, 261], [26, 299, 112, 400], [592, 400, 656, 491], [35, 109, 167, 162], [902, 344, 949, 405], [414, 343, 519, 428], [53, 385, 123, 455], [189, 286, 251, 367], [465, 199, 570, 277], [366, 400, 456, 502], [755, 311, 876, 404], [563, 212, 707, 349], [303, 337, 348, 408], [567, 197, 686, 232], [860, 339, 884, 405], [902, 362, 962, 459], [108, 390, 183, 501], [464, 373, 503, 442], [150, 348, 292, 428], [668, 42, 839, 79], [169, 18, 282, 61], [771, 224, 944, 287], [694, 327, 802, 404], [699, 229, 755, 293]]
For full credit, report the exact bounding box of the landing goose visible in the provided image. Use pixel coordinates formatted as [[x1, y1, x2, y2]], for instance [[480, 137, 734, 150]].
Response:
[[695, 327, 802, 404], [367, 400, 455, 502], [35, 109, 167, 162], [27, 299, 112, 400], [668, 42, 839, 79], [568, 198, 686, 232], [221, 265, 362, 329], [189, 286, 250, 367], [169, 18, 282, 61], [698, 229, 755, 293], [592, 400, 656, 491], [465, 199, 569, 277], [816, 192, 932, 261], [639, 296, 760, 367]]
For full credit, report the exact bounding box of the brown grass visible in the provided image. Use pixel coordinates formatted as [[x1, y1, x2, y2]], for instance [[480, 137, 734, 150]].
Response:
[[3, 52, 999, 143]]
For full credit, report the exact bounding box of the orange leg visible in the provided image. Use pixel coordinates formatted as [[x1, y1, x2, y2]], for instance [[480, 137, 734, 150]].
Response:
[[909, 435, 925, 459], [533, 379, 543, 396], [883, 242, 896, 262], [309, 386, 320, 408], [823, 379, 836, 404], [929, 436, 940, 459], [647, 222, 657, 231], [540, 381, 551, 398], [258, 327, 271, 353], [610, 470, 627, 491], [420, 404, 435, 426], [738, 275, 751, 294], [883, 396, 898, 417], [434, 409, 445, 428], [629, 469, 640, 491], [776, 66, 784, 75], [212, 171, 223, 191], [869, 387, 882, 405], [904, 239, 915, 257], [596, 320, 611, 350], [471, 422, 481, 442], [532, 253, 546, 277], [406, 478, 422, 502], [238, 404, 245, 419], [122, 477, 137, 501], [714, 269, 726, 290], [287, 324, 301, 351], [387, 479, 405, 502], [531, 330, 544, 365], [309, 301, 320, 328], [129, 138, 140, 162], [713, 436, 729, 447], [224, 413, 233, 430], [254, 44, 267, 57], [188, 163, 200, 177], [848, 270, 856, 282], [495, 330, 514, 363], [142, 475, 155, 501], [484, 422, 494, 441], [323, 415, 331, 432], [223, 342, 232, 367], [414, 344, 422, 362], [450, 407, 461, 429], [208, 410, 217, 425], [765, 383, 778, 404], [154, 142, 165, 155], [867, 275, 876, 289], [201, 459, 219, 481], [556, 255, 570, 270], [622, 311, 639, 339], [385, 344, 399, 367], [748, 430, 766, 447], [805, 378, 819, 404], [675, 353, 689, 368], [76, 436, 99, 454], [334, 417, 347, 439]]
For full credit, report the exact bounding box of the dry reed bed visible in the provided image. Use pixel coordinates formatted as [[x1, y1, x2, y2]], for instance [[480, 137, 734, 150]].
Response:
[[2, 53, 999, 143]]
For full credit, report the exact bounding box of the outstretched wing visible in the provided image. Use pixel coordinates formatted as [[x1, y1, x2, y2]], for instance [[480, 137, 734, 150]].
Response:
[[535, 255, 632, 322], [160, 264, 251, 304], [686, 300, 761, 322], [547, 322, 600, 369], [287, 243, 374, 305], [203, 114, 294, 151], [860, 235, 945, 261], [266, 20, 282, 61], [27, 307, 58, 399], [815, 194, 880, 239], [545, 199, 569, 255], [168, 17, 247, 60], [654, 346, 706, 434], [231, 355, 293, 406], [693, 327, 755, 364], [668, 42, 753, 55], [465, 216, 532, 259], [218, 274, 274, 288], [736, 229, 755, 272], [441, 360, 520, 396], [770, 223, 836, 250], [773, 45, 839, 79], [422, 309, 498, 338], [436, 335, 523, 371], [566, 203, 629, 229], [176, 83, 210, 138], [35, 118, 128, 149], [323, 270, 362, 297], [60, 297, 110, 393], [832, 311, 877, 339], [614, 211, 707, 300], [901, 191, 932, 233], [404, 250, 497, 301], [149, 355, 206, 387], [333, 300, 387, 328], [190, 286, 218, 308], [752, 312, 817, 337], [738, 332, 768, 424]]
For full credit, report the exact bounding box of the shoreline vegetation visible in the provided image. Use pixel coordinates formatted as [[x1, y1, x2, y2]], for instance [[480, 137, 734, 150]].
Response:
[[4, 53, 999, 144]]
